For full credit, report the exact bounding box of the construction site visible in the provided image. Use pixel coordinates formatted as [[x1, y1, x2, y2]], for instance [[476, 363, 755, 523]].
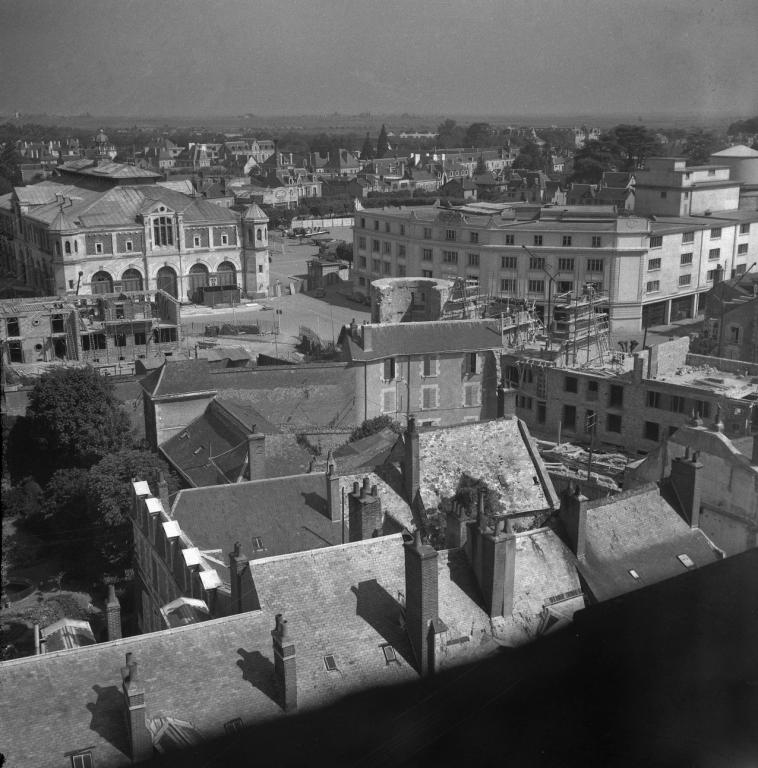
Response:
[[0, 290, 182, 374]]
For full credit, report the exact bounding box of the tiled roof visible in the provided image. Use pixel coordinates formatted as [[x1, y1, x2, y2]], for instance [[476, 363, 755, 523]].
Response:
[[169, 469, 410, 570], [575, 485, 721, 602], [143, 359, 359, 428], [333, 427, 399, 470], [415, 418, 556, 521], [16, 179, 238, 229], [345, 319, 503, 361], [0, 525, 583, 767], [160, 399, 313, 487]]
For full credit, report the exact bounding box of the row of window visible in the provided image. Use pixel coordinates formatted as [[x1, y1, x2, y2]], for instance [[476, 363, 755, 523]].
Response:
[[646, 268, 722, 293], [381, 382, 481, 412], [381, 353, 479, 381], [651, 223, 751, 250]]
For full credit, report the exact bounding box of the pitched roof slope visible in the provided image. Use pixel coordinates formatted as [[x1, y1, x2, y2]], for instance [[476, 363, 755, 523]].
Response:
[[0, 611, 280, 768], [578, 485, 721, 601], [345, 319, 503, 361], [416, 418, 556, 520]]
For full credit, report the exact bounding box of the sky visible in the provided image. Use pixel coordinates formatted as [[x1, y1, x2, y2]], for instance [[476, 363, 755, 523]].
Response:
[[0, 0, 756, 119]]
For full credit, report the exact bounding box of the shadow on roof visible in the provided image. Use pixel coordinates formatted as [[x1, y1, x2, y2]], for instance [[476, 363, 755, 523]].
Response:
[[86, 684, 130, 759], [351, 579, 415, 670], [236, 648, 279, 708]]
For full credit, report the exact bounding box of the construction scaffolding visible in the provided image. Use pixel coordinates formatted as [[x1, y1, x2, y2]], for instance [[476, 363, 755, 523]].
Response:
[[551, 284, 610, 367]]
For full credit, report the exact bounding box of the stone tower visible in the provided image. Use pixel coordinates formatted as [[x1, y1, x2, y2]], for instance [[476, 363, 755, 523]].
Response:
[[241, 203, 270, 297]]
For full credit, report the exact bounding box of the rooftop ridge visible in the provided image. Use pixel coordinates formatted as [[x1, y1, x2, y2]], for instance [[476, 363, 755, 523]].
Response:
[[0, 608, 269, 669], [585, 482, 659, 511], [249, 532, 405, 566]]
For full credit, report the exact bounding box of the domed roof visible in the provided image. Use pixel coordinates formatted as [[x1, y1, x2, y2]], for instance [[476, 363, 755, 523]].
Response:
[[710, 144, 758, 158], [241, 202, 269, 221]]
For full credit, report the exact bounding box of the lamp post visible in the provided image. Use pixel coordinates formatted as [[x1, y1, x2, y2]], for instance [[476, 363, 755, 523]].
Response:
[[521, 244, 556, 348]]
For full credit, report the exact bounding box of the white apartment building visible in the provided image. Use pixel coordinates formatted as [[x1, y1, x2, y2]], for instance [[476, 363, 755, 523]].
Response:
[[352, 163, 758, 333]]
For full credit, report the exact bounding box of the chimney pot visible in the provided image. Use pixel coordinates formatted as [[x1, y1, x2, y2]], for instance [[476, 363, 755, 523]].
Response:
[[353, 481, 360, 496], [371, 484, 378, 497]]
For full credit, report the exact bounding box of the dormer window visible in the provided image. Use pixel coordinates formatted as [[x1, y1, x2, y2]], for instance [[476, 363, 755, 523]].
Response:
[[71, 752, 94, 768]]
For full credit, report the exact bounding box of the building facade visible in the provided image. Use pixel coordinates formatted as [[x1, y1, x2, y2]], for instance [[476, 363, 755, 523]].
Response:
[[0, 160, 270, 301], [351, 194, 758, 332]]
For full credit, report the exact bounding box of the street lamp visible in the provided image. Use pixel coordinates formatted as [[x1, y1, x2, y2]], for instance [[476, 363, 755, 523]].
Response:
[[521, 244, 556, 348]]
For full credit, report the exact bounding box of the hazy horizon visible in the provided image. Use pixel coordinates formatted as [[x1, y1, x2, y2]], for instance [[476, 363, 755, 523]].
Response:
[[1, 0, 756, 120]]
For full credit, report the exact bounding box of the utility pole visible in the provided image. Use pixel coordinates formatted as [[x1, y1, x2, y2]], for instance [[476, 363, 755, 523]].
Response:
[[521, 244, 555, 348]]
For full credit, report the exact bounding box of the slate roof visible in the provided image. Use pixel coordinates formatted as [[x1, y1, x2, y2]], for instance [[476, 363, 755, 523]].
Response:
[[140, 358, 218, 398], [344, 319, 503, 361], [574, 484, 721, 602], [160, 399, 313, 487], [414, 418, 557, 522], [169, 471, 410, 571], [0, 526, 583, 767], [333, 427, 400, 471], [15, 178, 239, 230]]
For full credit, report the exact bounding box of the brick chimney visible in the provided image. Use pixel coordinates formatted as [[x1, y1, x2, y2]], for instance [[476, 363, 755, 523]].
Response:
[[670, 450, 703, 528], [403, 530, 439, 676], [325, 462, 341, 523], [349, 477, 383, 541], [106, 584, 122, 641], [465, 515, 516, 618], [229, 541, 250, 614], [121, 653, 153, 763], [271, 614, 297, 712], [561, 484, 588, 560], [404, 416, 420, 503], [247, 432, 266, 481]]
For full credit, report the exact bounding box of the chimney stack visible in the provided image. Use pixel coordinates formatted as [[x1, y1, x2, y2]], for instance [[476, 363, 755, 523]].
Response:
[[349, 477, 383, 541], [670, 451, 703, 528], [361, 323, 373, 351], [468, 517, 516, 618], [247, 432, 266, 481], [325, 460, 341, 523], [561, 484, 588, 560], [272, 614, 297, 712], [229, 541, 250, 614], [403, 530, 439, 676], [404, 416, 420, 503], [106, 584, 122, 641], [121, 653, 153, 763]]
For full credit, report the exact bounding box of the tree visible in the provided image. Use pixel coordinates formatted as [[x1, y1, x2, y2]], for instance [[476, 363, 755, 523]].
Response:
[[609, 124, 659, 171], [26, 367, 132, 478], [0, 142, 22, 194], [41, 468, 90, 565], [349, 415, 403, 443], [570, 133, 624, 183], [436, 119, 465, 148], [360, 133, 375, 161], [513, 140, 543, 171], [376, 125, 390, 159], [464, 122, 494, 148], [682, 129, 723, 165]]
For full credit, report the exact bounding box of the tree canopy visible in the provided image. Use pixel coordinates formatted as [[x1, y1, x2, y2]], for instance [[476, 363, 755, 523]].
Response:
[[570, 124, 661, 183], [512, 140, 544, 171], [360, 132, 375, 160], [25, 367, 132, 476], [376, 125, 390, 159], [681, 129, 723, 165]]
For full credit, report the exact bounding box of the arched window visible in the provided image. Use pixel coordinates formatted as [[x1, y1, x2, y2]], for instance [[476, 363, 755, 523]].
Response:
[[122, 268, 143, 292], [91, 270, 114, 294], [64, 241, 71, 254], [156, 266, 178, 298], [216, 261, 236, 287], [188, 263, 209, 294], [74, 241, 78, 253], [257, 228, 263, 241]]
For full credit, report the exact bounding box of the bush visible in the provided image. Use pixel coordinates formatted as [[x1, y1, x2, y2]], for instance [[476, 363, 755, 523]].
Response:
[[349, 416, 403, 443]]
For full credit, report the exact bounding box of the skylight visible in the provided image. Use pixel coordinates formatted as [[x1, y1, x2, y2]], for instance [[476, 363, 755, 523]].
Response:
[[677, 554, 695, 568], [71, 753, 94, 768], [628, 569, 640, 580], [324, 655, 337, 672], [252, 537, 264, 551], [382, 645, 398, 665], [192, 446, 203, 455]]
